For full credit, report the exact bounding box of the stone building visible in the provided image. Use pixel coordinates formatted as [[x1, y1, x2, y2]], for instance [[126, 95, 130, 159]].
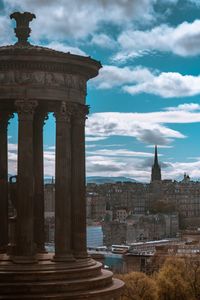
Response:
[[87, 146, 200, 229], [44, 145, 200, 249], [102, 213, 179, 247], [86, 181, 148, 221], [86, 185, 106, 223]]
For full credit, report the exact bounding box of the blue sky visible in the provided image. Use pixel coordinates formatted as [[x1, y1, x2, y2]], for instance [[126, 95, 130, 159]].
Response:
[[3, 0, 200, 182]]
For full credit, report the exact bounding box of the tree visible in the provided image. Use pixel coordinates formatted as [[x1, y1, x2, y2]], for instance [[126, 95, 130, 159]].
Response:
[[116, 272, 158, 300], [156, 256, 194, 300], [183, 257, 200, 299]]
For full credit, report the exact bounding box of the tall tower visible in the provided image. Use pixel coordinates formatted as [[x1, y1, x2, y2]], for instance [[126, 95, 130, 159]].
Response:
[[151, 145, 161, 182]]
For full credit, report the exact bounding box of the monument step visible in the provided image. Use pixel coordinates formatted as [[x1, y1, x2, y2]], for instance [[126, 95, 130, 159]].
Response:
[[0, 270, 116, 297], [0, 261, 102, 282], [0, 278, 123, 300]]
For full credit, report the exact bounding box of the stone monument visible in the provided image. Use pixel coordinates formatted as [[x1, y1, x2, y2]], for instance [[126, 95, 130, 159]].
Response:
[[0, 12, 123, 299]]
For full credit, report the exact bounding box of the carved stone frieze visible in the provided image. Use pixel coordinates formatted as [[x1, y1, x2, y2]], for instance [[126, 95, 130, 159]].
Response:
[[15, 100, 38, 121], [0, 70, 86, 93]]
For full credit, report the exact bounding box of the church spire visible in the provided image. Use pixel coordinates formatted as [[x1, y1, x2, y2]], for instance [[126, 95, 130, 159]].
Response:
[[151, 145, 161, 182], [154, 145, 158, 165]]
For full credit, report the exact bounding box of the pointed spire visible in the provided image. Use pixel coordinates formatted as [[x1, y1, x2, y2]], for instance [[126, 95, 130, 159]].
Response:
[[151, 145, 161, 182], [154, 145, 158, 165]]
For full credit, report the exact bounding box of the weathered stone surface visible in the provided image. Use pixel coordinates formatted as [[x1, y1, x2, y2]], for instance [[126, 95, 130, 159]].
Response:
[[0, 254, 123, 299]]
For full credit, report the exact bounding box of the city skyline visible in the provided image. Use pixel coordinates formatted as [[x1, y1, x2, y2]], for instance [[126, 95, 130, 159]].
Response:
[[3, 0, 200, 181]]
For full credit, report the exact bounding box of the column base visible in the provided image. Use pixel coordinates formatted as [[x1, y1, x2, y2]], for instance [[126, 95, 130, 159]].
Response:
[[0, 245, 7, 253], [53, 253, 76, 262], [7, 243, 16, 255], [74, 251, 90, 259], [12, 255, 37, 264], [0, 253, 124, 299], [37, 245, 48, 254]]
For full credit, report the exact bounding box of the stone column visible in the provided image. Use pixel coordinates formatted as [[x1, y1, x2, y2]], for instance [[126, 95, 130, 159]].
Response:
[[13, 100, 38, 263], [33, 111, 47, 252], [54, 102, 74, 262], [71, 103, 89, 258], [0, 112, 12, 252]]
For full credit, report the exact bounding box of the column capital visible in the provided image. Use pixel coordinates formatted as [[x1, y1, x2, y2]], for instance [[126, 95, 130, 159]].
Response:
[[71, 103, 89, 125], [15, 100, 38, 121], [54, 101, 72, 123]]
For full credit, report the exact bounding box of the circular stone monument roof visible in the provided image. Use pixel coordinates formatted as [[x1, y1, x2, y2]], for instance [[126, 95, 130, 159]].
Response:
[[0, 44, 102, 79], [0, 12, 102, 106], [0, 11, 101, 79]]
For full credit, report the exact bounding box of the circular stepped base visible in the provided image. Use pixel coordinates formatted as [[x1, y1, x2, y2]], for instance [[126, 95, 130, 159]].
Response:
[[0, 253, 124, 300]]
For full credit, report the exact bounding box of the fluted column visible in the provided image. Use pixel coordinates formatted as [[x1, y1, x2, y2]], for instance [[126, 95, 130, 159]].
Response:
[[0, 111, 12, 252], [71, 103, 89, 258], [13, 100, 38, 263], [33, 111, 47, 252], [54, 102, 74, 262]]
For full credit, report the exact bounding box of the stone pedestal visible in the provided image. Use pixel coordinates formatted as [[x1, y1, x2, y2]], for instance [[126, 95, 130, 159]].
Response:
[[0, 253, 123, 299]]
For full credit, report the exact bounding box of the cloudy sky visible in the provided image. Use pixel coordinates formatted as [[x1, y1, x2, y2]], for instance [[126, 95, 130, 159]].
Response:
[[3, 0, 200, 182]]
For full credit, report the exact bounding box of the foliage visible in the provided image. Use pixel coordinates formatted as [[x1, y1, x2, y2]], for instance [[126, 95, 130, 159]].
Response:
[[183, 257, 200, 299], [156, 256, 198, 300], [115, 256, 200, 300], [116, 272, 158, 300]]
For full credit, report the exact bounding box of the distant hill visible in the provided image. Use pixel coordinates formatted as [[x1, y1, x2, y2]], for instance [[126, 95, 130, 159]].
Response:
[[86, 176, 137, 184], [43, 176, 137, 185]]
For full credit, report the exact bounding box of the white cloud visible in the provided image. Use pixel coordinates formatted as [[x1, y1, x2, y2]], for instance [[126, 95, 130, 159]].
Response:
[[44, 150, 55, 177], [42, 41, 87, 56], [46, 146, 55, 150], [166, 103, 200, 111], [86, 111, 186, 146], [3, 0, 161, 42], [90, 34, 117, 49], [8, 143, 18, 151], [86, 153, 200, 182], [0, 14, 14, 45], [188, 0, 200, 6], [93, 65, 200, 98], [86, 136, 108, 142], [162, 159, 200, 181], [87, 149, 154, 157], [86, 154, 150, 181], [93, 65, 154, 89], [114, 20, 200, 61], [7, 144, 56, 177], [8, 151, 17, 175], [123, 72, 200, 98], [86, 103, 200, 145]]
